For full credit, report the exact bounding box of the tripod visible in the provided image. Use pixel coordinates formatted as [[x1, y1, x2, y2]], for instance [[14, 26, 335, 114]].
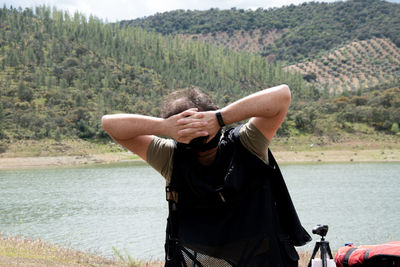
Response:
[[308, 225, 334, 267]]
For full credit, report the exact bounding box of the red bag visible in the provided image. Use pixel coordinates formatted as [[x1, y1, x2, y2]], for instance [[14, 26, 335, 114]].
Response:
[[335, 241, 400, 267]]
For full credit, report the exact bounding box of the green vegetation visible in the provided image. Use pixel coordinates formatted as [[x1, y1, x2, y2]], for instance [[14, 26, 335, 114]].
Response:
[[0, 5, 307, 143], [123, 0, 400, 63], [286, 87, 400, 140], [0, 2, 399, 151]]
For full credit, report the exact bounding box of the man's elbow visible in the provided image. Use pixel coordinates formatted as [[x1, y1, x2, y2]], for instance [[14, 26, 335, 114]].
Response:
[[280, 84, 291, 105], [101, 115, 113, 134]]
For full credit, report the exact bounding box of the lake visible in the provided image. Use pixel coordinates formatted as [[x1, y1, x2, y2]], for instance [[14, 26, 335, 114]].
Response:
[[0, 162, 399, 260]]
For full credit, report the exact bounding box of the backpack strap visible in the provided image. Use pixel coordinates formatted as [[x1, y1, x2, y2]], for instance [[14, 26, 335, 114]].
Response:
[[343, 247, 357, 267], [166, 185, 178, 203], [364, 249, 370, 262], [165, 186, 179, 261], [165, 160, 182, 265], [165, 184, 206, 267]]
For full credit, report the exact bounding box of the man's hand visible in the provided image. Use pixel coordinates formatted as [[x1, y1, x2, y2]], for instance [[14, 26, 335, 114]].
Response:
[[176, 110, 221, 143], [165, 108, 209, 144]]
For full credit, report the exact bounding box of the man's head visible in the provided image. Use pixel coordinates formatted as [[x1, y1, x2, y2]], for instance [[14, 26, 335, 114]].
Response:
[[161, 86, 218, 119], [161, 86, 221, 152]]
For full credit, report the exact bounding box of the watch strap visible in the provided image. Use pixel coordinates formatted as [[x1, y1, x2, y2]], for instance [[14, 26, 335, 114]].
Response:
[[216, 111, 225, 127]]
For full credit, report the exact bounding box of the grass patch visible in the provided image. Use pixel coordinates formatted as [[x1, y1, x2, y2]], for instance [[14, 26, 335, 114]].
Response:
[[0, 139, 125, 158], [0, 233, 124, 266], [0, 233, 317, 267], [271, 131, 400, 152]]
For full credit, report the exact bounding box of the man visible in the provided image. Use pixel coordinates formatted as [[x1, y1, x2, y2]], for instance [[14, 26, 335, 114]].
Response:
[[102, 84, 311, 266]]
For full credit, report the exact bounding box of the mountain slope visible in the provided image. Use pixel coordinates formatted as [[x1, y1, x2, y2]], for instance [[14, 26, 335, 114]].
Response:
[[0, 6, 307, 141], [177, 28, 288, 56], [0, 5, 398, 145], [122, 0, 400, 63], [286, 37, 400, 92]]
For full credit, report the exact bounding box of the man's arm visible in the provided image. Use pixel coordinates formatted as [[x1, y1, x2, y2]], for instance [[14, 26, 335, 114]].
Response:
[[178, 84, 291, 141], [101, 108, 208, 160]]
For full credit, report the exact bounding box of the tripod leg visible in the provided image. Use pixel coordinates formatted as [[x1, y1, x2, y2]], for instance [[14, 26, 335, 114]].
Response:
[[308, 243, 320, 267], [320, 243, 327, 267], [326, 243, 333, 259]]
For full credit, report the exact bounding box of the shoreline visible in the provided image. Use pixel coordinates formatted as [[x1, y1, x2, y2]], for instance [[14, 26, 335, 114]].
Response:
[[1, 148, 399, 170], [0, 153, 133, 170]]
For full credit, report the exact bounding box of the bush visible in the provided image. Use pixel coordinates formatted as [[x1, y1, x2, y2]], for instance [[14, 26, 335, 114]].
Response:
[[391, 123, 399, 134], [0, 142, 7, 153], [303, 72, 317, 82], [382, 120, 393, 130], [17, 82, 34, 102]]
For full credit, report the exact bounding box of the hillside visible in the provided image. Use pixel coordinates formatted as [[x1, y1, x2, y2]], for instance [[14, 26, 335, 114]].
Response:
[[123, 0, 400, 97], [123, 0, 400, 63], [0, 6, 307, 142], [177, 28, 288, 55], [0, 5, 399, 150], [286, 37, 400, 93]]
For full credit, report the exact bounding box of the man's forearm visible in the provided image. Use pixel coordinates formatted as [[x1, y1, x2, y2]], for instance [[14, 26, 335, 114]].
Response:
[[102, 114, 166, 140], [220, 84, 291, 125], [102, 108, 208, 143], [176, 84, 291, 142]]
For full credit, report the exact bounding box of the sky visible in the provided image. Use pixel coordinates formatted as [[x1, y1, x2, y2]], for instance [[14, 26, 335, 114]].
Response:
[[3, 0, 400, 22]]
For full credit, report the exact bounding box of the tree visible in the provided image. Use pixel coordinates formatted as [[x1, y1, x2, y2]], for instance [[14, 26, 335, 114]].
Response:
[[7, 49, 19, 67], [17, 82, 33, 102], [0, 102, 4, 137]]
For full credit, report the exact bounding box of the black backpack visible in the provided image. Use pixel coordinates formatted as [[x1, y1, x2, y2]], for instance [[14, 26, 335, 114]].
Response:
[[164, 184, 234, 267]]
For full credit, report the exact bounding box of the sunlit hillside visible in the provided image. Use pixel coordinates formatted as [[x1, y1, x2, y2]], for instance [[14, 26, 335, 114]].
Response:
[[286, 38, 400, 93], [178, 29, 288, 56]]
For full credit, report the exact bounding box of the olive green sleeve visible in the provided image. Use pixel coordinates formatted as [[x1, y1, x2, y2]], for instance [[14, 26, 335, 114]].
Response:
[[239, 122, 270, 164], [146, 136, 174, 182]]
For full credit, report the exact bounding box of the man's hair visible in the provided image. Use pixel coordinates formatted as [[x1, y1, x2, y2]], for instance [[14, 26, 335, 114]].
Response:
[[161, 86, 218, 118]]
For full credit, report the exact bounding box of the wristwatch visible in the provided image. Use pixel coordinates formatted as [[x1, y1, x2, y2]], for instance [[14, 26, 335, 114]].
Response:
[[216, 111, 225, 127]]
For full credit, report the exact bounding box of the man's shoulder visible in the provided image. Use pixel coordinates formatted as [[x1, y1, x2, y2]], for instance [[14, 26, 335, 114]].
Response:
[[147, 136, 175, 182], [237, 122, 270, 164], [150, 136, 175, 149]]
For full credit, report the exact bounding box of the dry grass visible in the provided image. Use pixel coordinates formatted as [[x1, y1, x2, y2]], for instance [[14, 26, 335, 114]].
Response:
[[0, 233, 320, 267], [0, 233, 124, 266], [0, 233, 167, 267], [299, 251, 313, 267], [0, 139, 126, 158]]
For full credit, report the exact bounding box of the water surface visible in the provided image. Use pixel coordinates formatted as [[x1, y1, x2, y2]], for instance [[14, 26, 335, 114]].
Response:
[[0, 162, 399, 259]]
